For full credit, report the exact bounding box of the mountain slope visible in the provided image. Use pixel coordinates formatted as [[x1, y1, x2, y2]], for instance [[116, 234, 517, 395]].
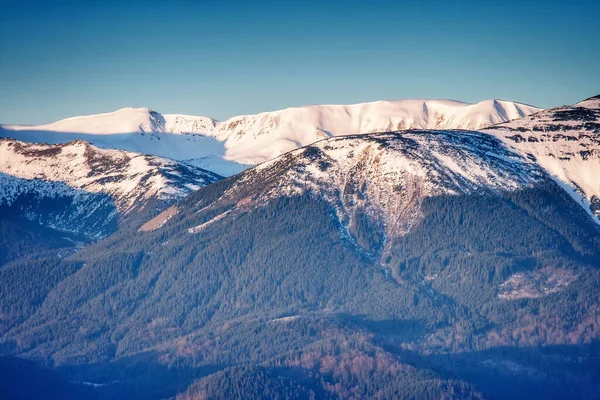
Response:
[[3, 107, 166, 135], [0, 138, 221, 239], [1, 99, 540, 176], [156, 129, 544, 257], [2, 130, 599, 399], [486, 94, 600, 223]]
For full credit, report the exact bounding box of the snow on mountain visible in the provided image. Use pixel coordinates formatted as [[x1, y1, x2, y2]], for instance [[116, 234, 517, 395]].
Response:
[[156, 130, 543, 258], [165, 99, 540, 166], [1, 99, 540, 176], [485, 94, 600, 222], [6, 107, 167, 135], [0, 138, 221, 237]]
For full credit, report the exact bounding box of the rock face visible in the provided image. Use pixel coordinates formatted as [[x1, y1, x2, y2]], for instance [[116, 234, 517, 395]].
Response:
[[1, 99, 540, 176], [0, 138, 221, 238], [486, 94, 600, 223]]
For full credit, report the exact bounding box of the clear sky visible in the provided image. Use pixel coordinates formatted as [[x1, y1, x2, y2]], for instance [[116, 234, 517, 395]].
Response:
[[1, 0, 599, 124]]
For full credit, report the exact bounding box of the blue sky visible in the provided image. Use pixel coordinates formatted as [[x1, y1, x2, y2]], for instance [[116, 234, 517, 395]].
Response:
[[1, 0, 599, 124]]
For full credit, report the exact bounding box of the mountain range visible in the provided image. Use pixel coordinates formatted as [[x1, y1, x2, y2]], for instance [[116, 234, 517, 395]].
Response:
[[0, 95, 599, 400], [1, 98, 540, 176], [485, 94, 600, 221], [0, 138, 220, 265]]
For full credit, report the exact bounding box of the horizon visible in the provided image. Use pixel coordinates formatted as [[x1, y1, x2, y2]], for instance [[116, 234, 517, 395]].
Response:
[[1, 0, 599, 125], [2, 96, 551, 126]]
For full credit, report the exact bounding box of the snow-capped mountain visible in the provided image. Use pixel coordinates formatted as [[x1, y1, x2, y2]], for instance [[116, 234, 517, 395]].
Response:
[[4, 107, 167, 135], [5, 129, 600, 400], [486, 94, 600, 222], [146, 129, 545, 257], [0, 138, 221, 237], [1, 99, 540, 176]]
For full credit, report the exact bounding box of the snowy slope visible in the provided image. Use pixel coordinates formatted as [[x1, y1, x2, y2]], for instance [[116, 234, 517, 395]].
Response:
[[485, 94, 600, 222], [6, 107, 167, 134], [0, 138, 221, 237], [1, 99, 540, 176], [151, 130, 544, 258]]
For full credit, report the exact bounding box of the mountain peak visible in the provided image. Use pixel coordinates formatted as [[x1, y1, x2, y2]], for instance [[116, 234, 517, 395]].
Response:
[[3, 107, 166, 134]]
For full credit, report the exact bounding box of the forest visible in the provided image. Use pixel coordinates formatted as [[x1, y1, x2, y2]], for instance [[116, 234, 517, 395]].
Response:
[[1, 169, 599, 399]]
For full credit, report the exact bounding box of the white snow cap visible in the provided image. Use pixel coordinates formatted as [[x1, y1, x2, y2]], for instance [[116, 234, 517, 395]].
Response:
[[1, 99, 540, 176]]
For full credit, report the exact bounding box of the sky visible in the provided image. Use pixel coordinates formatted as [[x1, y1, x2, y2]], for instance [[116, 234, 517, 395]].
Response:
[[1, 0, 599, 124]]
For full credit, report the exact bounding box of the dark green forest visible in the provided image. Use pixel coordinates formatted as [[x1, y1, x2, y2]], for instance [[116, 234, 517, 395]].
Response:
[[1, 160, 600, 399]]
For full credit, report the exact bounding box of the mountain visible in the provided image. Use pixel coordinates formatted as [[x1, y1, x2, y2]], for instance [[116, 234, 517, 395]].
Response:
[[0, 99, 540, 176], [485, 94, 600, 223], [148, 129, 544, 257], [0, 138, 221, 243], [2, 129, 599, 399], [163, 99, 540, 166]]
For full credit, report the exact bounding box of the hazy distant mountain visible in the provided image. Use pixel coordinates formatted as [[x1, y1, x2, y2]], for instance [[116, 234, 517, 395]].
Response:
[[1, 99, 540, 176]]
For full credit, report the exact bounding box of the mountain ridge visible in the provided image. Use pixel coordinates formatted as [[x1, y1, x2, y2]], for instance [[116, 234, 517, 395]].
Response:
[[1, 98, 541, 176], [485, 93, 600, 223], [0, 138, 221, 239]]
